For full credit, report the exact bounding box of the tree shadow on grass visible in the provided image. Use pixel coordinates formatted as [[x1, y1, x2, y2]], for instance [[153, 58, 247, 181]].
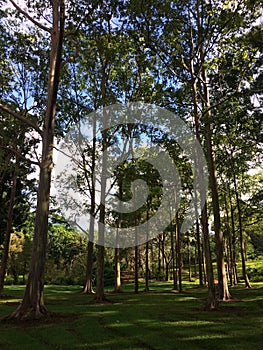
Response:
[[0, 311, 80, 328]]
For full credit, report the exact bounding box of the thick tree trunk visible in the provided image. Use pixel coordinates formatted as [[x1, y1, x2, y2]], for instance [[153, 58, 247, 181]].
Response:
[[6, 1, 65, 320], [95, 245, 105, 301], [82, 241, 94, 294], [0, 159, 18, 295]]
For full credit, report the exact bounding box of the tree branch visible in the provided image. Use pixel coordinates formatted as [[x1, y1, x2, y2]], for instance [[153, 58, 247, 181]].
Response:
[[0, 146, 40, 167], [9, 0, 51, 33], [0, 104, 43, 136]]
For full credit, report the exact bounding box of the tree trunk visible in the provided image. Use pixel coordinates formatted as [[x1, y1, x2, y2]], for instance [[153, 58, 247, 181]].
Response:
[[195, 219, 204, 286], [171, 223, 177, 290], [134, 244, 139, 294], [201, 46, 231, 301], [144, 241, 150, 292], [0, 158, 18, 295], [114, 248, 122, 293], [95, 245, 105, 301], [94, 127, 107, 302], [187, 235, 192, 282], [233, 170, 251, 288], [144, 203, 150, 292], [223, 195, 233, 286], [82, 241, 94, 294], [157, 237, 161, 279], [82, 116, 96, 294], [201, 202, 217, 310], [228, 183, 238, 285], [175, 212, 182, 293], [6, 1, 65, 320]]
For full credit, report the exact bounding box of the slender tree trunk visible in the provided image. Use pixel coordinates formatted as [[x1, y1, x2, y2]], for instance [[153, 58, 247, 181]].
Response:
[[228, 183, 238, 285], [134, 244, 139, 294], [0, 158, 18, 295], [232, 171, 251, 288], [82, 241, 94, 294], [224, 195, 233, 286], [157, 237, 161, 279], [202, 242, 207, 286], [201, 202, 217, 310], [175, 212, 182, 293], [133, 182, 139, 293], [194, 243, 197, 278], [187, 235, 192, 282], [189, 21, 204, 288], [94, 127, 107, 302], [189, 37, 215, 305], [201, 46, 231, 301], [6, 1, 65, 319], [145, 241, 150, 292], [82, 117, 97, 294], [94, 35, 112, 302], [171, 223, 177, 290], [224, 239, 230, 285], [195, 219, 203, 286], [114, 247, 122, 293]]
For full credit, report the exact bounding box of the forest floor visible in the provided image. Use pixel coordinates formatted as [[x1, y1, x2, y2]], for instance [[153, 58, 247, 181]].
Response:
[[0, 280, 263, 350]]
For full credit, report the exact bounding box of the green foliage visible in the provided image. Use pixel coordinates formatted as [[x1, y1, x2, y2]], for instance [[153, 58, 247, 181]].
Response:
[[45, 224, 87, 285]]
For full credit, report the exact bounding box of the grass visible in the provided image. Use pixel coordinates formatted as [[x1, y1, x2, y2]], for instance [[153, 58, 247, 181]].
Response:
[[0, 280, 263, 350]]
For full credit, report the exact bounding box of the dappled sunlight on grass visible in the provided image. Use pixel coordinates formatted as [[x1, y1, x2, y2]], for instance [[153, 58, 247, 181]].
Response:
[[0, 281, 262, 349]]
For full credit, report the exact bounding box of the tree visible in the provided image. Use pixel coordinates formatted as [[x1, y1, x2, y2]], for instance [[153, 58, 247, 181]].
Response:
[[0, 0, 65, 319]]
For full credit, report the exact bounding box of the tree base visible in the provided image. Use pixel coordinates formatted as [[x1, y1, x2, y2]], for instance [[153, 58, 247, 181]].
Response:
[[3, 303, 48, 321], [81, 289, 95, 295]]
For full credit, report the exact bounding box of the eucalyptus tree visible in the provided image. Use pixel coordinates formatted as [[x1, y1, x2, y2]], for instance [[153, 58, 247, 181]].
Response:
[[124, 0, 262, 305], [56, 15, 171, 298], [212, 16, 262, 289], [0, 0, 66, 319]]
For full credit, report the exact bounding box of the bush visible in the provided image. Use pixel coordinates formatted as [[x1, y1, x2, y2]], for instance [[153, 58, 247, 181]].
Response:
[[247, 266, 263, 282]]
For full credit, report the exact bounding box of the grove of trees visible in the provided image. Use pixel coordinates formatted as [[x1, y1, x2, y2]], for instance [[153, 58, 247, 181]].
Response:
[[0, 0, 262, 320]]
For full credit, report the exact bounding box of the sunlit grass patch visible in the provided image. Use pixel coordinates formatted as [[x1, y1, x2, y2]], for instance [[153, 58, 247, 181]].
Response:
[[0, 281, 262, 349]]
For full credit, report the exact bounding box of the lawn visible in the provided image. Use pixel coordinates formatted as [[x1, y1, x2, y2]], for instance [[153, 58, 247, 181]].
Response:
[[0, 280, 263, 350]]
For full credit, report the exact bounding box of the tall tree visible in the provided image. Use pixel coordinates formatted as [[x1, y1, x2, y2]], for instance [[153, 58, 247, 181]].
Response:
[[0, 0, 65, 319]]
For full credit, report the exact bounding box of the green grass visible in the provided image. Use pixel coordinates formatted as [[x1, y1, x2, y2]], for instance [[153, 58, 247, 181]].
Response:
[[0, 280, 263, 350]]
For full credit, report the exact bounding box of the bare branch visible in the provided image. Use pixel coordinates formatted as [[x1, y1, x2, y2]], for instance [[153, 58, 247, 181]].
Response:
[[0, 103, 43, 136], [9, 0, 51, 33]]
